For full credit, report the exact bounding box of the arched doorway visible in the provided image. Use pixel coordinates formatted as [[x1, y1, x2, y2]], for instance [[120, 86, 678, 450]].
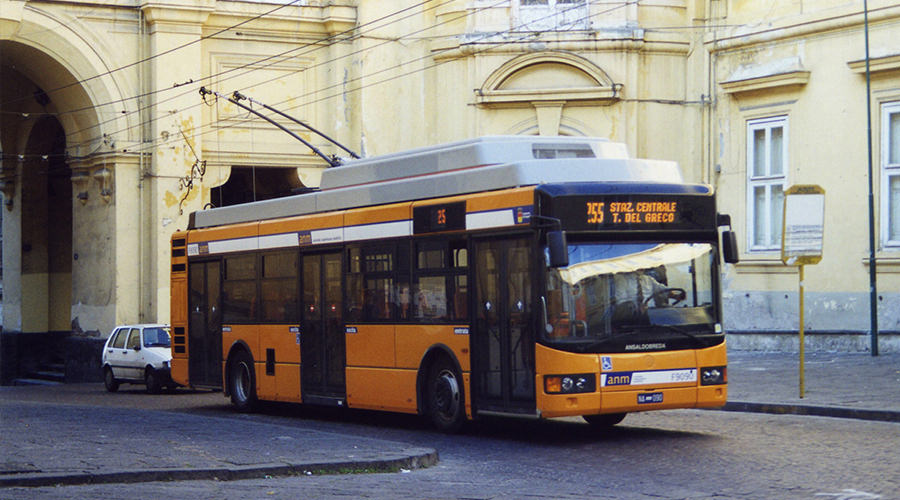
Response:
[[1, 37, 108, 383], [20, 116, 72, 334]]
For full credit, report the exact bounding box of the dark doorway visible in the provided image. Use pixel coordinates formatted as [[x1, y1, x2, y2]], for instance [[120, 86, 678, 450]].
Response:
[[21, 116, 71, 333], [210, 167, 304, 207]]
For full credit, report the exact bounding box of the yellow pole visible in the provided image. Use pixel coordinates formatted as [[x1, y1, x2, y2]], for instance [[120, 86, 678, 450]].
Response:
[[799, 265, 805, 399]]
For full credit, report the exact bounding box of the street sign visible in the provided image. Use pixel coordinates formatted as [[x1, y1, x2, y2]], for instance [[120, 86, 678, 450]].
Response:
[[781, 185, 825, 266], [780, 184, 825, 398]]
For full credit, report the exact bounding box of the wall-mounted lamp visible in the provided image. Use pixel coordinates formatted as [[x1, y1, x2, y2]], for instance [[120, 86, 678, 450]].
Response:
[[71, 171, 90, 204], [93, 167, 112, 203], [0, 178, 15, 210]]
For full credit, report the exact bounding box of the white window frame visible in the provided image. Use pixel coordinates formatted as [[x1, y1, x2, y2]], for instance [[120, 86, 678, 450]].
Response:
[[513, 0, 589, 31], [746, 116, 788, 252], [882, 102, 900, 248]]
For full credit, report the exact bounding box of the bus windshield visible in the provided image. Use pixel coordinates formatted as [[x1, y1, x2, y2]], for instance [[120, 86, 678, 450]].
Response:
[[543, 242, 720, 352]]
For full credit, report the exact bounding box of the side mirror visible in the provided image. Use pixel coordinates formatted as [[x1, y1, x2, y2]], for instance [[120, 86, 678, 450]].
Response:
[[547, 231, 569, 268], [722, 230, 739, 264]]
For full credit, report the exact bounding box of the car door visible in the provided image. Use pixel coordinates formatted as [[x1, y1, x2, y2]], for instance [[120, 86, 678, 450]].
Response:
[[106, 328, 129, 379], [122, 328, 144, 380]]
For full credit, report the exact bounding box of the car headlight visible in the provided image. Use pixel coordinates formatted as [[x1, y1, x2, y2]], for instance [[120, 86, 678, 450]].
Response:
[[544, 374, 596, 394], [700, 366, 726, 385]]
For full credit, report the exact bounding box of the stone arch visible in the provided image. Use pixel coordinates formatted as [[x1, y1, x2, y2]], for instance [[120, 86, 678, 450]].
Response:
[[475, 51, 621, 136], [480, 51, 618, 97], [1, 5, 139, 383], [1, 7, 135, 156]]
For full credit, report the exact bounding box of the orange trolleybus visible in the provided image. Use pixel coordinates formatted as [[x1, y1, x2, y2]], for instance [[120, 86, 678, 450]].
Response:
[[169, 136, 738, 432]]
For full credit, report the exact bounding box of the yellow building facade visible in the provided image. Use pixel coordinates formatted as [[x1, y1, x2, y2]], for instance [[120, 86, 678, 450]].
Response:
[[0, 0, 898, 381]]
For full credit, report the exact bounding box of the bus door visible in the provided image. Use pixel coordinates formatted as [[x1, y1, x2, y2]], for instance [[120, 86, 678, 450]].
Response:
[[300, 251, 346, 405], [473, 236, 536, 413], [188, 260, 223, 388]]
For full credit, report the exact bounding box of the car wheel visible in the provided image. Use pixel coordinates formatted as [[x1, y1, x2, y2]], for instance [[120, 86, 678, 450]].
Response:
[[145, 368, 163, 394], [425, 358, 466, 433], [103, 367, 119, 392], [583, 412, 627, 428], [229, 350, 257, 412]]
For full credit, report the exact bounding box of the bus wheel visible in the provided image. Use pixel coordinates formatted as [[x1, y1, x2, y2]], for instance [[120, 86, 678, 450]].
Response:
[[584, 413, 626, 428], [103, 367, 119, 392], [229, 350, 258, 412], [426, 359, 465, 433]]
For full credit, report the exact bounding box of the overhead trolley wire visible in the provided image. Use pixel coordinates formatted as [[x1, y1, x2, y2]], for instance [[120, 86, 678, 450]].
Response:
[[14, 1, 638, 163], [132, 1, 640, 160], [59, 0, 448, 153], [0, 0, 306, 111]]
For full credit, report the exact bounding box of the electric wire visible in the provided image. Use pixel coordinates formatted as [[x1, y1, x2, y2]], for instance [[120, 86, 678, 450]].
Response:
[[117, 1, 639, 159]]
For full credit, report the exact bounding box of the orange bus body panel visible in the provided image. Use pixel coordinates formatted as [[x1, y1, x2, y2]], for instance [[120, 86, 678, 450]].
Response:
[[346, 324, 396, 368], [188, 221, 258, 244], [346, 367, 418, 414], [344, 202, 410, 227], [260, 212, 344, 235], [394, 325, 470, 371]]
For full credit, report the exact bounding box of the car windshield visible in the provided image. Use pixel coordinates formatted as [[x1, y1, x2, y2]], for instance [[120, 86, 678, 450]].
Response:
[[143, 327, 171, 348], [543, 242, 719, 348]]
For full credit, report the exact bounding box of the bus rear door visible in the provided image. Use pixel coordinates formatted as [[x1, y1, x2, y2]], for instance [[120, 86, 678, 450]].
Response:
[[300, 251, 347, 405], [188, 260, 223, 388]]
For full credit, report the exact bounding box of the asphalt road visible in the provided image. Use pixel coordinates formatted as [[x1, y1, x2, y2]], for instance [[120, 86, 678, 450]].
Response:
[[2, 384, 897, 500]]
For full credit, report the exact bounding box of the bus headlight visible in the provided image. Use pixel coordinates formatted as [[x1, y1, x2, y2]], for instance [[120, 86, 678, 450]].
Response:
[[700, 366, 726, 385], [545, 374, 596, 394]]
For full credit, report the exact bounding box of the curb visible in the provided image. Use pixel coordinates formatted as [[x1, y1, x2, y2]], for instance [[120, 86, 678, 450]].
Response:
[[720, 401, 900, 423], [0, 449, 439, 488]]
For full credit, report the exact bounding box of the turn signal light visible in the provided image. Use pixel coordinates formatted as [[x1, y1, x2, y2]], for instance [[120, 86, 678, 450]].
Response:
[[544, 374, 596, 394], [700, 366, 726, 385]]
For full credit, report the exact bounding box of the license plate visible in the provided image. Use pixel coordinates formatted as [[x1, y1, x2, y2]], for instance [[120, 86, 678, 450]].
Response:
[[638, 392, 663, 404]]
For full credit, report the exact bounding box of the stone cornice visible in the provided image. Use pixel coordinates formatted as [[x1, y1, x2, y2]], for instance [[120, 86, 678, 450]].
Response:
[[720, 70, 810, 95], [847, 53, 900, 75], [141, 0, 215, 27]]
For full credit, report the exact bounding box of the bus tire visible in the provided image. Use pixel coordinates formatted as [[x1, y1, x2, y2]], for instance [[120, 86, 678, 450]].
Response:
[[425, 358, 466, 433], [229, 350, 258, 412], [584, 412, 626, 428], [103, 366, 119, 392]]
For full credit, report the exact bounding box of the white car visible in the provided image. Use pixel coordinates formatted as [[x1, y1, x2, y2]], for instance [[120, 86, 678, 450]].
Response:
[[101, 324, 175, 393]]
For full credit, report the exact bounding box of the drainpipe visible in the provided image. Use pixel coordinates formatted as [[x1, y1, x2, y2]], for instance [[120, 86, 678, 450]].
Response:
[[138, 6, 146, 323]]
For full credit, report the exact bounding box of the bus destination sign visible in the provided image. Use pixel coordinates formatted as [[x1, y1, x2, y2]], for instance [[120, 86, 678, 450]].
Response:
[[552, 194, 714, 232], [413, 201, 466, 234]]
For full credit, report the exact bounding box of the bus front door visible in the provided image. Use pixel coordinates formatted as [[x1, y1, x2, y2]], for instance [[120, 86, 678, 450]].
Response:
[[188, 260, 223, 388], [301, 252, 346, 405], [473, 237, 536, 414]]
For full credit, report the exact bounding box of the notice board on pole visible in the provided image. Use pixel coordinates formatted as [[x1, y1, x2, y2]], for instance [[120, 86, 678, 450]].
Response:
[[781, 185, 825, 266]]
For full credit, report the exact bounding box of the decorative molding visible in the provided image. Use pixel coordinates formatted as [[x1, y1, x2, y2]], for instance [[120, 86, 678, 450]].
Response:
[[847, 53, 900, 75], [720, 57, 810, 95], [475, 51, 620, 108]]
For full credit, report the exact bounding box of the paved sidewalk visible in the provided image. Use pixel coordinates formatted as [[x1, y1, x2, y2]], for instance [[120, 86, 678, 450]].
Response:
[[0, 397, 437, 488], [725, 351, 900, 422]]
